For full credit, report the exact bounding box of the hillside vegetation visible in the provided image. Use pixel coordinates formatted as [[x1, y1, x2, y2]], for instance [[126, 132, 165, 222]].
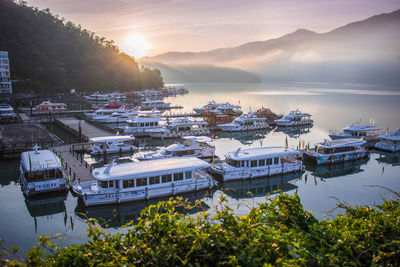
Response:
[[0, 0, 163, 93], [2, 193, 399, 265]]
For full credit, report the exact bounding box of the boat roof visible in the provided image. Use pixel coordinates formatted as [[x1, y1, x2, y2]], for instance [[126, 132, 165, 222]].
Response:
[[315, 138, 366, 148], [343, 124, 381, 132], [379, 129, 400, 141], [183, 136, 212, 143], [93, 157, 210, 180], [226, 146, 300, 160], [21, 149, 61, 172], [90, 135, 135, 143]]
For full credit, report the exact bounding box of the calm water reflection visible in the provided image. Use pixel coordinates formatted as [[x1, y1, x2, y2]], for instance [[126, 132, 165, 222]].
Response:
[[0, 82, 399, 255]]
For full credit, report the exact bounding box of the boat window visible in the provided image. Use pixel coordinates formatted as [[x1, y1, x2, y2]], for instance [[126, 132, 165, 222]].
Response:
[[149, 176, 160, 185], [99, 181, 108, 188], [174, 173, 184, 181], [162, 174, 172, 183], [48, 169, 56, 179], [108, 181, 114, 188], [140, 123, 145, 127], [274, 157, 279, 164], [123, 180, 134, 188], [251, 160, 257, 167], [185, 171, 192, 179], [145, 122, 150, 126], [258, 159, 265, 166], [136, 178, 147, 187], [56, 170, 63, 178], [155, 122, 158, 126]]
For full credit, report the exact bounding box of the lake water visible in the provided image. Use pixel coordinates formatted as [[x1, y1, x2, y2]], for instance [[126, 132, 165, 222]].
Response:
[[1, 82, 399, 256]]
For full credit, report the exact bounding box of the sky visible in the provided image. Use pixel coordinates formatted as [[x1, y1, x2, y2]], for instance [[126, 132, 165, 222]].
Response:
[[26, 0, 400, 57]]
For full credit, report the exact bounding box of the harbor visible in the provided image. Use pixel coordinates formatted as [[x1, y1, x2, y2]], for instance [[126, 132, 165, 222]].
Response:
[[1, 82, 400, 257]]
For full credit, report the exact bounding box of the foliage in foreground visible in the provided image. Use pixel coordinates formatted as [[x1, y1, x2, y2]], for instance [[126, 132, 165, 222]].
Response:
[[2, 193, 400, 266]]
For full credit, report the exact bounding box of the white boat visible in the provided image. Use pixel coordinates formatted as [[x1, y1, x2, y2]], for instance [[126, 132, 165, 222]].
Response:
[[123, 112, 165, 135], [211, 103, 242, 115], [329, 123, 381, 147], [211, 147, 303, 181], [19, 145, 68, 196], [218, 113, 269, 132], [85, 102, 134, 119], [275, 110, 313, 127], [87, 136, 137, 155], [91, 107, 141, 123], [375, 129, 400, 152], [20, 101, 67, 115], [146, 117, 210, 139], [137, 136, 216, 162], [140, 99, 170, 110], [72, 157, 216, 206], [0, 103, 15, 118], [85, 91, 126, 102], [193, 100, 220, 115], [303, 138, 369, 165]]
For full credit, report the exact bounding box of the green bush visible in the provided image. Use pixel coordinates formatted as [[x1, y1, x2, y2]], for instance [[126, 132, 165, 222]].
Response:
[[2, 193, 400, 266]]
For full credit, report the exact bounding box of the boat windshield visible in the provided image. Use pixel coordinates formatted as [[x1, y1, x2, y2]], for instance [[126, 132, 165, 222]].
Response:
[[25, 169, 63, 182]]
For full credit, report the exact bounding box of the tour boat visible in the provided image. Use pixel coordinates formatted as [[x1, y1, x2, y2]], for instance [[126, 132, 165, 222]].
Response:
[[375, 129, 400, 152], [275, 110, 313, 127], [21, 101, 68, 115], [85, 102, 135, 119], [329, 122, 381, 147], [87, 136, 137, 156], [211, 103, 242, 116], [146, 117, 210, 139], [303, 138, 369, 165], [123, 112, 165, 136], [0, 103, 15, 118], [211, 147, 303, 181], [85, 91, 126, 102], [137, 136, 216, 162], [193, 100, 220, 115], [72, 157, 217, 206], [218, 113, 269, 132], [140, 99, 170, 110], [19, 145, 68, 196], [91, 107, 141, 123], [254, 107, 282, 124]]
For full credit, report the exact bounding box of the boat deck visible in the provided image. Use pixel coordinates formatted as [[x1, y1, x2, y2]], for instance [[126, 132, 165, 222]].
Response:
[[55, 117, 116, 140]]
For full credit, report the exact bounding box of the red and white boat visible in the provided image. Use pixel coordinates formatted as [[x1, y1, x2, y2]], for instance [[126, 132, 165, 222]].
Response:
[[20, 101, 68, 115]]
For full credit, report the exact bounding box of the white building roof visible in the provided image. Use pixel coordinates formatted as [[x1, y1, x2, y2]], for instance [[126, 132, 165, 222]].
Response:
[[21, 149, 61, 172], [90, 135, 135, 143], [316, 138, 366, 148], [93, 157, 210, 181], [226, 146, 300, 161]]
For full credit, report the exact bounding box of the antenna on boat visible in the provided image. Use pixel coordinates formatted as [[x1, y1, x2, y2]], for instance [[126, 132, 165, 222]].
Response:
[[33, 143, 40, 154], [103, 158, 116, 174], [235, 147, 241, 156]]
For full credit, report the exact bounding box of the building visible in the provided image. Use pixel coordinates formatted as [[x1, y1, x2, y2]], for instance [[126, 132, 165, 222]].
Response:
[[0, 51, 12, 94]]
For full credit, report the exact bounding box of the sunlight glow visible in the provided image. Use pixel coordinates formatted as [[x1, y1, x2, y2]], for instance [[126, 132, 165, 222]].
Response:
[[120, 34, 151, 58]]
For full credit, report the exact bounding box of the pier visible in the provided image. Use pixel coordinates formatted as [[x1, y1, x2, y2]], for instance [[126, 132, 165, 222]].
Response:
[[54, 117, 117, 141]]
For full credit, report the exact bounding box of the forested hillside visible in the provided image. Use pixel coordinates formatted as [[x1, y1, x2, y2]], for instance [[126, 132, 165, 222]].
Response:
[[0, 0, 163, 93]]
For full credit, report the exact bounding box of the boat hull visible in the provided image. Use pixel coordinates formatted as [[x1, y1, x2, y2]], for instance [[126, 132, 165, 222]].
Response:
[[303, 150, 369, 165], [74, 179, 216, 207], [211, 162, 304, 181], [218, 124, 269, 132]]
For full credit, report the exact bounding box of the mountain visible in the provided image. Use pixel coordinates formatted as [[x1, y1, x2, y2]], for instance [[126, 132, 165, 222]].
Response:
[[145, 9, 400, 85], [0, 0, 163, 93]]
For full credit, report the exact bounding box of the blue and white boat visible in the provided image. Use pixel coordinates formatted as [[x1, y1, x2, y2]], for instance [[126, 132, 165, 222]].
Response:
[[375, 129, 400, 152], [303, 138, 368, 165]]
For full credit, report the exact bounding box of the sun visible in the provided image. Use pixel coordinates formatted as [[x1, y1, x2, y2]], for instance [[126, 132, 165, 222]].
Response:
[[120, 34, 151, 59]]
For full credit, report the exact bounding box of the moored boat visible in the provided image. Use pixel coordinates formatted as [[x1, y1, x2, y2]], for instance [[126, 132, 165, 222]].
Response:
[[375, 129, 400, 152], [303, 138, 369, 165], [87, 136, 137, 156], [146, 117, 210, 139], [19, 145, 68, 196], [0, 103, 15, 118], [123, 112, 165, 136], [72, 157, 217, 206], [329, 122, 381, 147], [140, 99, 170, 110], [218, 113, 269, 132], [137, 136, 217, 162], [20, 101, 67, 115], [211, 147, 303, 181], [275, 109, 313, 127]]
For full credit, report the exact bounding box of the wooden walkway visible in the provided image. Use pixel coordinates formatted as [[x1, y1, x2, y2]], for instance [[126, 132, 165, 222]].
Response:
[[55, 117, 116, 140], [52, 144, 95, 184]]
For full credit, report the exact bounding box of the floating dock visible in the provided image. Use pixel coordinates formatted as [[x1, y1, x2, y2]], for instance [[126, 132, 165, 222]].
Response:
[[54, 117, 117, 141]]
